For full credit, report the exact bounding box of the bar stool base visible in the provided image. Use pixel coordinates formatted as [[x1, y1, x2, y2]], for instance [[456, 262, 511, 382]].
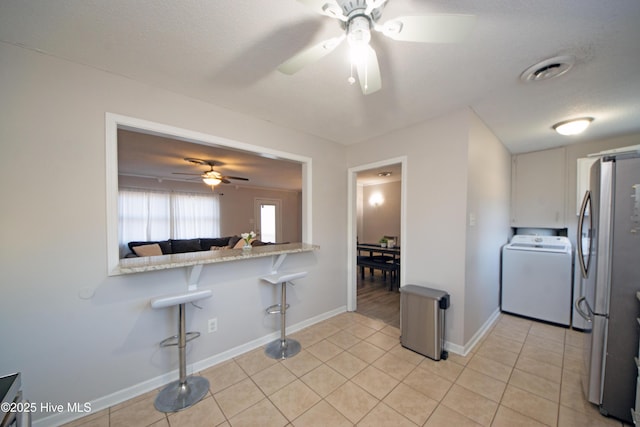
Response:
[[154, 376, 209, 413], [265, 338, 301, 360]]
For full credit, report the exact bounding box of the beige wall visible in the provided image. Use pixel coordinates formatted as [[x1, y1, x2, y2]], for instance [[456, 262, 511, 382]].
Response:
[[218, 186, 302, 242], [358, 181, 401, 244]]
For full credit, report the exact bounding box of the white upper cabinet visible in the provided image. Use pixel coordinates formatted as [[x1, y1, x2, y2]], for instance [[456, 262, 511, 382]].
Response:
[[576, 157, 598, 214], [511, 147, 567, 228]]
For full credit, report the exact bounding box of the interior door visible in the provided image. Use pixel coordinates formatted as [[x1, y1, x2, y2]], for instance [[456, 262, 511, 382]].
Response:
[[254, 198, 282, 243]]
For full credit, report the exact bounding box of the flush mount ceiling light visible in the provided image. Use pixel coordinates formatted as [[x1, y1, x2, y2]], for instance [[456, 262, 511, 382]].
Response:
[[377, 171, 392, 177], [553, 117, 594, 136], [520, 55, 575, 82]]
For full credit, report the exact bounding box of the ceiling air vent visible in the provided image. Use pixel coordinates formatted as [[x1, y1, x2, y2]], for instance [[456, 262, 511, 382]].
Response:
[[520, 55, 575, 82]]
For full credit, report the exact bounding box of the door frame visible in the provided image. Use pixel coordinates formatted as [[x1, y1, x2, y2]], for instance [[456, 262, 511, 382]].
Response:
[[347, 156, 407, 311]]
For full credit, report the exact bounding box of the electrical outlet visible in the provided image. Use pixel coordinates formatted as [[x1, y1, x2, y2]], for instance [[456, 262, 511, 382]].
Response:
[[208, 318, 218, 333]]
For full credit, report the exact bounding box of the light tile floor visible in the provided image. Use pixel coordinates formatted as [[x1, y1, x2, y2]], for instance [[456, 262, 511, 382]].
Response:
[[64, 312, 633, 427]]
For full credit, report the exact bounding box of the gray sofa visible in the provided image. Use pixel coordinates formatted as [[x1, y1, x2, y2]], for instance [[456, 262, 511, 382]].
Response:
[[126, 236, 238, 257]]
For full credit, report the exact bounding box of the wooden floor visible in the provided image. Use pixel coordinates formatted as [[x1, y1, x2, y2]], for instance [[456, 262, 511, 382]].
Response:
[[356, 269, 400, 328]]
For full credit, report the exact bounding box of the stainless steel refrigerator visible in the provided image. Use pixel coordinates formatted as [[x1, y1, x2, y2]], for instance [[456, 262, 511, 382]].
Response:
[[575, 149, 640, 423]]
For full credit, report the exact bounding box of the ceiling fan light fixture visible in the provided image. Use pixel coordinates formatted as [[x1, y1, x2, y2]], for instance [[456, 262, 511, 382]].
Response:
[[347, 15, 372, 86], [347, 16, 372, 48], [552, 117, 593, 136], [202, 177, 221, 186], [202, 171, 222, 186]]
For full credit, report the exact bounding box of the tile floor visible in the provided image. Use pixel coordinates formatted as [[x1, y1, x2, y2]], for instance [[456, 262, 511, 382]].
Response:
[[64, 312, 632, 427]]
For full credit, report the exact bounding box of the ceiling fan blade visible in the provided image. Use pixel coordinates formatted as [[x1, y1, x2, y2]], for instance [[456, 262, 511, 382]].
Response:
[[278, 35, 345, 75], [356, 45, 381, 95], [172, 172, 201, 176], [365, 0, 388, 16], [378, 14, 476, 43], [223, 176, 249, 181], [297, 0, 347, 21]]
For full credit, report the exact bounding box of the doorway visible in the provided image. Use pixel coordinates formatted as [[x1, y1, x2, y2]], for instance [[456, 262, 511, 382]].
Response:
[[347, 157, 407, 326], [254, 198, 282, 243]]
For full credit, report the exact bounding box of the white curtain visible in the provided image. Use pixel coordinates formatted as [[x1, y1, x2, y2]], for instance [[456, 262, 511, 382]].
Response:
[[118, 189, 170, 244], [118, 188, 220, 254], [171, 192, 220, 238]]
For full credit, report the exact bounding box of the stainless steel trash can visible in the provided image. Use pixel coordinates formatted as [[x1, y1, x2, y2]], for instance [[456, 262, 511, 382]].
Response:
[[400, 285, 450, 361]]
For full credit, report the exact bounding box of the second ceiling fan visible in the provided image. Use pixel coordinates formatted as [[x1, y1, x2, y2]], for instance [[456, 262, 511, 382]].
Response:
[[173, 158, 249, 187], [278, 0, 476, 95]]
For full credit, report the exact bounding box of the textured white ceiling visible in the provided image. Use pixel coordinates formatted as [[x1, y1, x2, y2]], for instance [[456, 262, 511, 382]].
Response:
[[1, 0, 639, 153]]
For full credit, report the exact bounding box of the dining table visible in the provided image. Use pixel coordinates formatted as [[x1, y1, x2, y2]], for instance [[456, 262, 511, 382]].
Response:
[[357, 243, 401, 290], [357, 243, 401, 262]]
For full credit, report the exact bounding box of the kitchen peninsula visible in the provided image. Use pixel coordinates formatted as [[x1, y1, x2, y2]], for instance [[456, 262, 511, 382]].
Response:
[[115, 242, 318, 276]]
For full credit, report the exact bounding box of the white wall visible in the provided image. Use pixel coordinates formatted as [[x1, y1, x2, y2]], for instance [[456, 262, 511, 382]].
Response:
[[464, 114, 512, 344], [0, 43, 347, 424]]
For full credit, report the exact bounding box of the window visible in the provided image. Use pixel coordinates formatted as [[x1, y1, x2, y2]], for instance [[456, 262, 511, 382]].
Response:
[[118, 188, 220, 256]]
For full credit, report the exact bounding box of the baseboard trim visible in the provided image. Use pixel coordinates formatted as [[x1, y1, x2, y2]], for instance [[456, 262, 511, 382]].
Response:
[[36, 306, 347, 427], [459, 308, 501, 356]]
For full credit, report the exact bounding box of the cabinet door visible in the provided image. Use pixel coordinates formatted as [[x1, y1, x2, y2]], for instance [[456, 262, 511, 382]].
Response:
[[512, 147, 566, 227], [577, 157, 597, 215]]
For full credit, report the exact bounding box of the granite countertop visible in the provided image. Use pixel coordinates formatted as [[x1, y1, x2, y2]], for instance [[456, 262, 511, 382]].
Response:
[[116, 242, 319, 275]]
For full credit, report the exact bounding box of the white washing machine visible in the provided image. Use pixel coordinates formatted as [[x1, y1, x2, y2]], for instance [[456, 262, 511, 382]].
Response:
[[501, 235, 573, 326]]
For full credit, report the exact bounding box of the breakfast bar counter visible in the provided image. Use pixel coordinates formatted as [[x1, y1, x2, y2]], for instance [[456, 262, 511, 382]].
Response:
[[116, 242, 319, 276]]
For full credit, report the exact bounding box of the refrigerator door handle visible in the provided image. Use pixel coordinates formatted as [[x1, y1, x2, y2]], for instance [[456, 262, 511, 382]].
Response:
[[575, 296, 593, 322], [577, 190, 591, 279]]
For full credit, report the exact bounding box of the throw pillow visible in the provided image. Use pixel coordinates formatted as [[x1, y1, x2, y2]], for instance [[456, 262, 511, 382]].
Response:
[[227, 235, 241, 248], [132, 243, 163, 257]]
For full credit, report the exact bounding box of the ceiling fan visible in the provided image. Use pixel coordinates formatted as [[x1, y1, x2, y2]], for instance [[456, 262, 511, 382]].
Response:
[[173, 158, 249, 186], [278, 0, 476, 95]]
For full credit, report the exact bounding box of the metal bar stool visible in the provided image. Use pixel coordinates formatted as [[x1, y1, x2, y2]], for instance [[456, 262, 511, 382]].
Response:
[[150, 289, 212, 412], [261, 271, 307, 359]]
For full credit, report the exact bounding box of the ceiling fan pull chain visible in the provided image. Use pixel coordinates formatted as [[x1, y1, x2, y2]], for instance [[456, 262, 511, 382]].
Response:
[[364, 49, 369, 91]]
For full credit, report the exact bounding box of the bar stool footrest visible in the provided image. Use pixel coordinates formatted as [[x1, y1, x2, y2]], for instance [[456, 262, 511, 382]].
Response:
[[159, 331, 201, 348], [265, 303, 290, 315]]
